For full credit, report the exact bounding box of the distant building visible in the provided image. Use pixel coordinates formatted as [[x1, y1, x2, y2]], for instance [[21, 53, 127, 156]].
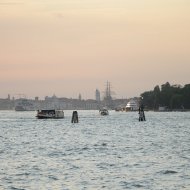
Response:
[[79, 93, 82, 100], [44, 94, 59, 109], [0, 97, 13, 110], [95, 89, 100, 102]]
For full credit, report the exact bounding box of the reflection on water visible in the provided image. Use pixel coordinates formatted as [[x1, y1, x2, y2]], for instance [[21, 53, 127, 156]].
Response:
[[0, 111, 190, 189]]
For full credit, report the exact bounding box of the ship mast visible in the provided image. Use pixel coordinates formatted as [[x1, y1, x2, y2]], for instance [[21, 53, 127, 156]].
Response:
[[104, 81, 112, 101], [103, 81, 114, 108]]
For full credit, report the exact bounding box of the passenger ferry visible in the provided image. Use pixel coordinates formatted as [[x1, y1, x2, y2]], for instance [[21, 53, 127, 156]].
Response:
[[36, 110, 64, 119]]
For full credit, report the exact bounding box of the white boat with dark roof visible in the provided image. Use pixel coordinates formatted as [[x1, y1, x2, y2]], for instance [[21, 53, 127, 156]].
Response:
[[36, 109, 64, 119]]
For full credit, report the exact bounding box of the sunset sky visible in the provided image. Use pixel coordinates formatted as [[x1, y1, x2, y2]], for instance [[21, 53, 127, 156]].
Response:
[[0, 0, 190, 99]]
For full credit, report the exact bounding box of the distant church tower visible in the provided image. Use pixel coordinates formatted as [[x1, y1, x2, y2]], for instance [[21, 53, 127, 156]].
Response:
[[95, 89, 100, 102]]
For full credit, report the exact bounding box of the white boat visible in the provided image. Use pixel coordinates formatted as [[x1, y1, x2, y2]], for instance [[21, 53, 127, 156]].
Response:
[[125, 99, 139, 111], [99, 108, 109, 116], [36, 110, 64, 119]]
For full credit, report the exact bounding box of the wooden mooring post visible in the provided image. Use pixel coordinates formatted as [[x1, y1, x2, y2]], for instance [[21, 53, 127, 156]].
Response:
[[71, 111, 79, 123], [139, 105, 146, 121]]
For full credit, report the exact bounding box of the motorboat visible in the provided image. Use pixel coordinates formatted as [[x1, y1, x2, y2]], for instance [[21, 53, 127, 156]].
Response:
[[36, 109, 64, 119], [99, 108, 109, 116]]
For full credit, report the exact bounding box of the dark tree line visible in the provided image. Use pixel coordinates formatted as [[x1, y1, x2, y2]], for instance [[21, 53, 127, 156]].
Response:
[[141, 82, 190, 110]]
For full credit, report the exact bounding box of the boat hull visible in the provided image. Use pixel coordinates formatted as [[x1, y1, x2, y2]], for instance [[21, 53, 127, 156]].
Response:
[[36, 115, 64, 119]]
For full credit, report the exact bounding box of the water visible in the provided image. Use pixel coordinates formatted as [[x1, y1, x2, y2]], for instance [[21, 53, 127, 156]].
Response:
[[0, 110, 190, 190]]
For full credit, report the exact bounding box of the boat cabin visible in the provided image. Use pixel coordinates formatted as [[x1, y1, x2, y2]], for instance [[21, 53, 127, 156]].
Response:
[[36, 109, 64, 119]]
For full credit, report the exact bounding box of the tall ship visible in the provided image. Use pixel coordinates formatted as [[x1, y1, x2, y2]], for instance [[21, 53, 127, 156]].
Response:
[[103, 81, 115, 109], [15, 99, 35, 111]]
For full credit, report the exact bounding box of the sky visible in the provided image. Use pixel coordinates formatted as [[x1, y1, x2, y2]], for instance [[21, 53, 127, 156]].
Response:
[[0, 0, 190, 99]]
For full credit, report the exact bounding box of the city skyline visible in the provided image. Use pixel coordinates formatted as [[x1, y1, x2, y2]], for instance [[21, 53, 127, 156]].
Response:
[[0, 0, 190, 99], [0, 84, 116, 100]]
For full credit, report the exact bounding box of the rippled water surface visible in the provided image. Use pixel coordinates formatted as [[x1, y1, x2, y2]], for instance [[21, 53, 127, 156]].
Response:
[[0, 110, 190, 190]]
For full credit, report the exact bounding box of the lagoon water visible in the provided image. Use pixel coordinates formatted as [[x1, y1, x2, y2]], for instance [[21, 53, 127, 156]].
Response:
[[0, 110, 190, 190]]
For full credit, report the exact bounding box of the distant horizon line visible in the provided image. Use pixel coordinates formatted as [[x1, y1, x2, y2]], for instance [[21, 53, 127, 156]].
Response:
[[1, 94, 138, 101]]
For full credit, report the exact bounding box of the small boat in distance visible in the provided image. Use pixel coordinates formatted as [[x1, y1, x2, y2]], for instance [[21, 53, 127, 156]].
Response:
[[36, 110, 64, 119], [99, 108, 109, 116]]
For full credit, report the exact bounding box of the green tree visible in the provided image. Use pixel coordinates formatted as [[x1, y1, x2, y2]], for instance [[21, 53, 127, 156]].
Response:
[[153, 85, 160, 110], [160, 82, 172, 108], [141, 91, 154, 109], [182, 84, 190, 108], [170, 94, 183, 109], [140, 82, 190, 110]]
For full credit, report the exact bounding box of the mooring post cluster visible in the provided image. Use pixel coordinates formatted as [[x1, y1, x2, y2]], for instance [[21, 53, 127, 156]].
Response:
[[139, 104, 146, 121], [71, 111, 79, 123]]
